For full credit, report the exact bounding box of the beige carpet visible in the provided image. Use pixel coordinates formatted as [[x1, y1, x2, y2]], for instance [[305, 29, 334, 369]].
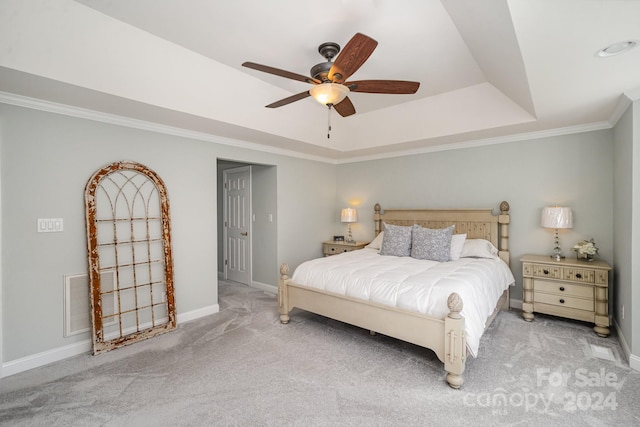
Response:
[[0, 280, 638, 426]]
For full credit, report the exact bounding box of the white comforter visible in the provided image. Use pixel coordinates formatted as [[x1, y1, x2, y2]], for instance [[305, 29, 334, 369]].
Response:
[[291, 248, 515, 357]]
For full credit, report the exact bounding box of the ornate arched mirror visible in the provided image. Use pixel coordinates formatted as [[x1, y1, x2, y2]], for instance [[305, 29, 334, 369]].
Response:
[[85, 161, 176, 354]]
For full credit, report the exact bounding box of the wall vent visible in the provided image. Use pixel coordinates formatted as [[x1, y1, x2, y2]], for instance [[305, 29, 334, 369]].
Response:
[[64, 271, 116, 337]]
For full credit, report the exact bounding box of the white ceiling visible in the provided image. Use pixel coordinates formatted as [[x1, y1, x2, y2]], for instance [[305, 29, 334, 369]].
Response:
[[1, 0, 639, 161]]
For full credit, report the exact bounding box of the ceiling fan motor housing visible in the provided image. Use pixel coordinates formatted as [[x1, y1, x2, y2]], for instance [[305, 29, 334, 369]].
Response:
[[310, 61, 333, 82], [311, 42, 341, 81]]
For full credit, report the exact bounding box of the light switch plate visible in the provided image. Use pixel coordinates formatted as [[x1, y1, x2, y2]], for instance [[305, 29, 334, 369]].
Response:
[[37, 218, 64, 233]]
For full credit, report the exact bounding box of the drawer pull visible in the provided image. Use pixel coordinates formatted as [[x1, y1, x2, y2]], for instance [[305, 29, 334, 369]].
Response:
[[576, 273, 582, 279], [559, 299, 565, 304], [543, 269, 549, 275], [559, 287, 565, 291]]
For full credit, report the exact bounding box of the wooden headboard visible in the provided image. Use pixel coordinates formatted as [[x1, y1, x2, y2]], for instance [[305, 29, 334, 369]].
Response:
[[374, 201, 510, 265]]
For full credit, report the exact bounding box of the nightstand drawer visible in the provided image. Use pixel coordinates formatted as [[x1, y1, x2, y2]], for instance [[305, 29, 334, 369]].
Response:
[[322, 241, 369, 256], [535, 280, 593, 299], [595, 270, 608, 285], [563, 268, 595, 283], [524, 263, 562, 279], [324, 244, 352, 255], [533, 292, 594, 311]]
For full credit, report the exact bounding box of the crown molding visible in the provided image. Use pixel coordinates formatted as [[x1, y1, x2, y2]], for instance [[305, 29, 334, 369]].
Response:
[[0, 91, 615, 166], [0, 91, 336, 164], [624, 87, 640, 102], [337, 121, 613, 164], [607, 88, 640, 128]]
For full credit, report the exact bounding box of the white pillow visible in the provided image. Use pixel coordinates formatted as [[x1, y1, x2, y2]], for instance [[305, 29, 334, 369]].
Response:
[[460, 239, 499, 259], [450, 234, 467, 261], [365, 231, 385, 250]]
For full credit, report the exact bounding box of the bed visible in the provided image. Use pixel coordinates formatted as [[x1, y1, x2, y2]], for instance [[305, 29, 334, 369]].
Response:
[[278, 201, 513, 388]]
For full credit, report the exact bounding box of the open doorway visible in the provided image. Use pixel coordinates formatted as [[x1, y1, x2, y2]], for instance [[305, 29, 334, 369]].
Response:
[[217, 159, 278, 291]]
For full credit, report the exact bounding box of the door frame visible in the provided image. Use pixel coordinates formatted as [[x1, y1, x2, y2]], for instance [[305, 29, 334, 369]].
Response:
[[222, 165, 252, 284]]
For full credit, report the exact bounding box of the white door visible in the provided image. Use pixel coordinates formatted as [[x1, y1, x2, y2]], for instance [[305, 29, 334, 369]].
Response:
[[224, 166, 251, 285]]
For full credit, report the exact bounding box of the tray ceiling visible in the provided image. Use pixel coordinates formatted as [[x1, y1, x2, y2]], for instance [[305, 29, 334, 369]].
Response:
[[1, 0, 639, 161]]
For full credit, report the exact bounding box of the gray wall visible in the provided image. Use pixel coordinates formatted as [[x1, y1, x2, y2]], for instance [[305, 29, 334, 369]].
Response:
[[613, 98, 640, 359], [634, 102, 640, 358], [336, 130, 615, 304], [251, 164, 278, 285], [3, 99, 637, 371], [0, 105, 216, 360], [0, 103, 336, 363], [613, 104, 634, 352]]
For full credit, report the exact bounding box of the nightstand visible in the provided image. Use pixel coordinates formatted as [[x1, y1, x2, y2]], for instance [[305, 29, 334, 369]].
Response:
[[521, 254, 611, 337], [322, 241, 368, 256]]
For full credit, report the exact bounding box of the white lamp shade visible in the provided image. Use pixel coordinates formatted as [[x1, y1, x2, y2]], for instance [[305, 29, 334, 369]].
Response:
[[541, 206, 573, 229], [310, 83, 350, 106], [341, 207, 357, 223]]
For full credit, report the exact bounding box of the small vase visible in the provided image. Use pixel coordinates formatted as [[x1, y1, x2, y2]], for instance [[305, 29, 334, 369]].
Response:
[[577, 253, 594, 262]]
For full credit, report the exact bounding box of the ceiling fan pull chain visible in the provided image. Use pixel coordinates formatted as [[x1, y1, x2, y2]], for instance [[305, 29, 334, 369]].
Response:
[[327, 105, 332, 139]]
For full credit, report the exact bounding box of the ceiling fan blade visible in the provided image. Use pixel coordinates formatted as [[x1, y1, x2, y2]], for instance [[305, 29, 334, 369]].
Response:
[[346, 80, 420, 94], [328, 33, 378, 83], [333, 97, 356, 117], [265, 91, 311, 108], [242, 62, 321, 84]]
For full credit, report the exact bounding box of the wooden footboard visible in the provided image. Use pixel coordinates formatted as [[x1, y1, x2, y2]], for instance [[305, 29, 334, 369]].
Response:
[[278, 264, 467, 388]]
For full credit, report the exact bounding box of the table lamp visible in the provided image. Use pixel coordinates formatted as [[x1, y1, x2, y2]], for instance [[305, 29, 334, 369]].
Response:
[[541, 206, 573, 261], [341, 208, 357, 244]]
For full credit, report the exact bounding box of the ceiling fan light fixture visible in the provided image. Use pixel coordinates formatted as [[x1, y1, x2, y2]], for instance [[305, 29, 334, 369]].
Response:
[[309, 83, 350, 106]]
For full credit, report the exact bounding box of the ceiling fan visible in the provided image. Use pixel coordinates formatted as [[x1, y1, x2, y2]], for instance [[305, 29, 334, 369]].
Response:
[[242, 33, 420, 118]]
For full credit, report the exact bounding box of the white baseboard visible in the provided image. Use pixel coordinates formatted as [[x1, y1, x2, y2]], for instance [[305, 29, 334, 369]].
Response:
[[251, 280, 277, 294], [1, 303, 219, 378], [613, 318, 640, 371], [1, 339, 93, 378], [177, 303, 219, 323], [629, 353, 640, 371], [216, 273, 277, 295], [613, 318, 631, 358]]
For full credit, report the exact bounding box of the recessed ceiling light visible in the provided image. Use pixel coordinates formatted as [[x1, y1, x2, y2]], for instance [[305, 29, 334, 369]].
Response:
[[596, 40, 638, 57]]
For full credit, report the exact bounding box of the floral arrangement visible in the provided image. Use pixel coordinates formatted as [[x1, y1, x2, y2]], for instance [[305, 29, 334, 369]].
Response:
[[572, 238, 599, 256]]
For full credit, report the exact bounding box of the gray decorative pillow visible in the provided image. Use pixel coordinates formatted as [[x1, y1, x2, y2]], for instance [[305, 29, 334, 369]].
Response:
[[379, 223, 412, 257], [410, 225, 455, 262]]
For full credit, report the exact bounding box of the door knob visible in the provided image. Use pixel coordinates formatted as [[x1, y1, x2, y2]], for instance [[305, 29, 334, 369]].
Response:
[[241, 232, 248, 236]]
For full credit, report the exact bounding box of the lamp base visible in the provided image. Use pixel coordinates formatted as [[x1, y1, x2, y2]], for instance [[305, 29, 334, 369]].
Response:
[[346, 224, 355, 244], [550, 228, 564, 261]]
